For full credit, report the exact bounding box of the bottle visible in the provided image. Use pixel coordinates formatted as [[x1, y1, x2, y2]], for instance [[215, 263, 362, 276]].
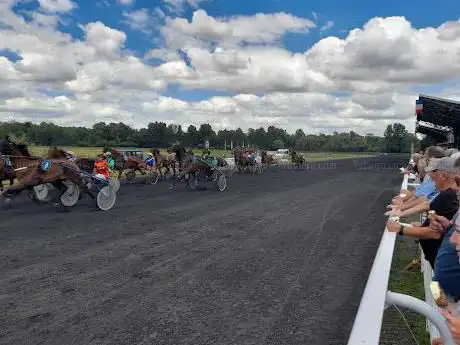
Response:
[[428, 210, 436, 222]]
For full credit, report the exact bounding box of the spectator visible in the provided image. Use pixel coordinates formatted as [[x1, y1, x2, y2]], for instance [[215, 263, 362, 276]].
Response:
[[429, 214, 460, 345], [387, 156, 459, 268], [387, 146, 446, 216]]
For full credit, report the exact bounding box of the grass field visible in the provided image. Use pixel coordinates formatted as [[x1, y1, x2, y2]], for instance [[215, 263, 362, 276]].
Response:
[[28, 146, 376, 162], [380, 209, 430, 344]]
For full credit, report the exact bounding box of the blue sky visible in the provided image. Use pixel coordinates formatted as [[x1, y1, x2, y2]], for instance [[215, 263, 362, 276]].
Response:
[[11, 0, 460, 101], [2, 0, 460, 134]]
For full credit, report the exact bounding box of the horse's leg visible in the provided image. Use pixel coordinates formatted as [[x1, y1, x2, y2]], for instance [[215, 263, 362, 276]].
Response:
[[1, 182, 27, 207]]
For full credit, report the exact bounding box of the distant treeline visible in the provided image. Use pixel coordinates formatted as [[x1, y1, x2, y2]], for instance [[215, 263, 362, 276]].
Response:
[[0, 120, 420, 153]]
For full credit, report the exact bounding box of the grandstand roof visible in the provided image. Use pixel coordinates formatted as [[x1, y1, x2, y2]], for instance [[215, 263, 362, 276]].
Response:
[[415, 121, 454, 142], [417, 94, 460, 128]]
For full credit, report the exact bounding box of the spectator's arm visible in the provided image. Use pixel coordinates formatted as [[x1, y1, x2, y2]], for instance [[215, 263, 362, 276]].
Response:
[[400, 196, 428, 211], [398, 200, 430, 217], [402, 225, 442, 240]]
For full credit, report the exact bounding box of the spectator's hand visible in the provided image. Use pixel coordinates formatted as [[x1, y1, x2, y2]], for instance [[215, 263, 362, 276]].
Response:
[[385, 209, 402, 217], [443, 310, 460, 343], [392, 198, 404, 205], [431, 337, 444, 345], [386, 220, 401, 233], [429, 216, 453, 234], [387, 204, 400, 210]]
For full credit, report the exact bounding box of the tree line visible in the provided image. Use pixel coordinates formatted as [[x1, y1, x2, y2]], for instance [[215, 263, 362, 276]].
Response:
[[0, 120, 420, 153]]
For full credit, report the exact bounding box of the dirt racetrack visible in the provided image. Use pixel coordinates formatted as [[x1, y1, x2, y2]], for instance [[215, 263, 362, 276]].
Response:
[[0, 155, 408, 345]]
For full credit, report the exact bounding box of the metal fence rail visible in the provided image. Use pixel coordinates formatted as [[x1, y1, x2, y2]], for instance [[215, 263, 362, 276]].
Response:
[[347, 163, 455, 345]]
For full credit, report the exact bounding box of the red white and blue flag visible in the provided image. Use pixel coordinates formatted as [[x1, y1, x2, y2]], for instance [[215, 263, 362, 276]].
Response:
[[415, 99, 423, 115]]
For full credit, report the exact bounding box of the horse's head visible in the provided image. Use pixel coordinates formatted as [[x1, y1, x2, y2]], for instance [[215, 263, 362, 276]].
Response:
[[168, 145, 187, 161], [152, 148, 161, 156], [47, 146, 67, 159], [3, 141, 31, 157], [16, 144, 31, 156], [105, 147, 123, 159]]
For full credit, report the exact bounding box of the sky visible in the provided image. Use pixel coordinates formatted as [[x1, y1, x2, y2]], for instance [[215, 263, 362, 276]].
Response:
[[1, 0, 460, 135]]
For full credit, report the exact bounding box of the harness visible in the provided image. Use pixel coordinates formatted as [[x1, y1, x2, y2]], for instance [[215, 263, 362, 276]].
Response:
[[145, 157, 156, 167], [1, 155, 12, 167]]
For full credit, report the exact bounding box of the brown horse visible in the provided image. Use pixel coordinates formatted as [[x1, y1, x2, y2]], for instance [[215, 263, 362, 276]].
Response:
[[0, 157, 15, 190], [0, 142, 90, 207], [46, 147, 96, 174], [150, 148, 176, 179], [103, 147, 148, 180], [167, 145, 191, 176], [291, 151, 306, 166], [233, 147, 256, 171], [261, 151, 275, 165]]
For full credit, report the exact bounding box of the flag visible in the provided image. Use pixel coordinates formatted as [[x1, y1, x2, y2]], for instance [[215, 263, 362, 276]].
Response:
[[415, 99, 423, 116], [177, 48, 193, 69]]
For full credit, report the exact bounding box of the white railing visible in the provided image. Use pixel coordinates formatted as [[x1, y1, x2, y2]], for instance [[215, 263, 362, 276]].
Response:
[[347, 161, 455, 345]]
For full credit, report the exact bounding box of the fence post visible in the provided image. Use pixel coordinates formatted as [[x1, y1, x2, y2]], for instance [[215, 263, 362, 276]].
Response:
[[386, 291, 456, 345]]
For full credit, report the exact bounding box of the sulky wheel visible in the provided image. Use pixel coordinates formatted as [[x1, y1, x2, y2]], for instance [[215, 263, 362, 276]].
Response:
[[109, 178, 120, 192], [96, 186, 117, 211], [209, 170, 219, 182], [125, 170, 136, 182], [254, 163, 263, 175], [145, 170, 159, 185], [216, 174, 227, 192], [60, 181, 80, 207], [33, 184, 49, 201], [185, 172, 199, 190]]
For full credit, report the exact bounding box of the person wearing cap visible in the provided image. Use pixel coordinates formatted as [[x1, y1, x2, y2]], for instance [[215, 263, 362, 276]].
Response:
[[65, 150, 77, 163], [144, 152, 156, 167], [387, 146, 445, 215], [93, 153, 110, 180], [104, 151, 115, 171], [429, 198, 460, 344], [387, 155, 459, 269]]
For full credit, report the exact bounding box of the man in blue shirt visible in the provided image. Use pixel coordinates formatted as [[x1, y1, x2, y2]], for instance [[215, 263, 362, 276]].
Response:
[[387, 147, 446, 216], [433, 218, 460, 302], [430, 214, 460, 345]]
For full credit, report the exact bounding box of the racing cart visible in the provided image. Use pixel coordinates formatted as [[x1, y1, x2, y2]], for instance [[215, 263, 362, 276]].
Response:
[[183, 156, 227, 192], [56, 162, 117, 211]]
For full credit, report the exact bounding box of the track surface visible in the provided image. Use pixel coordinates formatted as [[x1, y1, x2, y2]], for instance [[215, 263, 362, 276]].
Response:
[[0, 155, 407, 345]]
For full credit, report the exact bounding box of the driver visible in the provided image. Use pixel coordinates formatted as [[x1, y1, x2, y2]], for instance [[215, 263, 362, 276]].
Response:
[[94, 153, 109, 180], [145, 152, 156, 167], [0, 135, 13, 176], [104, 151, 115, 171]]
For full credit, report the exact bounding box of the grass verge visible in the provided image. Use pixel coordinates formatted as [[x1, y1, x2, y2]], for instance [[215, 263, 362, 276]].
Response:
[[28, 146, 376, 161], [380, 214, 430, 345]]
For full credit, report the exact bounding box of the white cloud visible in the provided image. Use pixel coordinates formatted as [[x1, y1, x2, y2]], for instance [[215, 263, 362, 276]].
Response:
[[37, 0, 77, 13], [159, 9, 315, 49], [320, 21, 334, 32], [117, 0, 134, 5], [122, 9, 150, 31], [1, 2, 460, 135], [162, 0, 209, 14]]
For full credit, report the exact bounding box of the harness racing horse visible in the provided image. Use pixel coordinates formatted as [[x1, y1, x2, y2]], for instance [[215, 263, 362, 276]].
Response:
[[291, 151, 306, 167], [103, 147, 148, 181], [233, 147, 256, 172], [167, 145, 189, 175], [261, 151, 275, 165], [46, 147, 95, 174], [151, 148, 176, 179], [0, 158, 15, 190], [0, 142, 90, 208]]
